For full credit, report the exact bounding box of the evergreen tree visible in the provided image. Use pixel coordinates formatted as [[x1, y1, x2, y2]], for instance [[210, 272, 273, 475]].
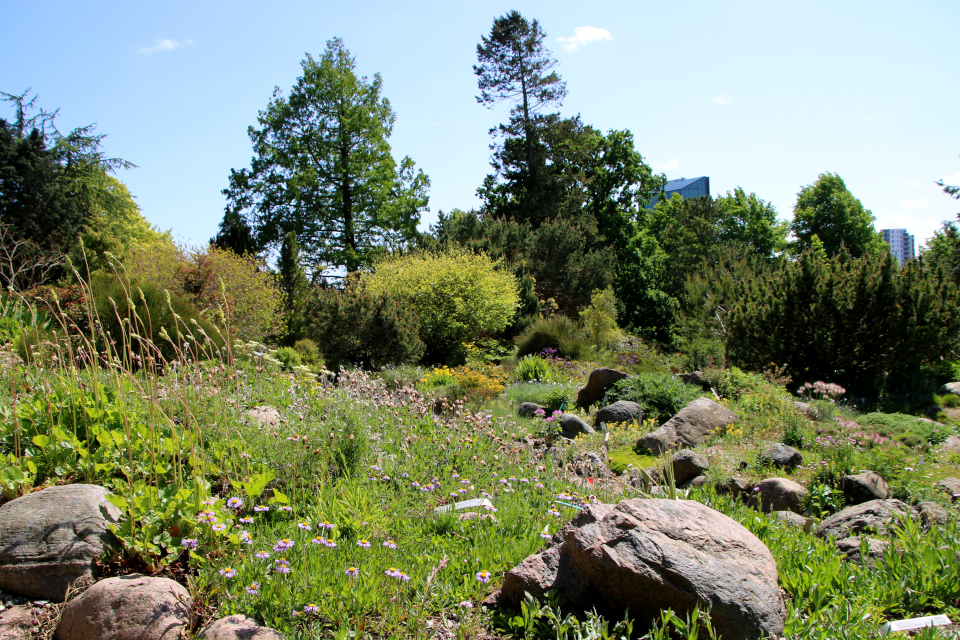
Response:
[[277, 230, 311, 341], [727, 247, 960, 395], [224, 38, 430, 275], [475, 11, 566, 227]]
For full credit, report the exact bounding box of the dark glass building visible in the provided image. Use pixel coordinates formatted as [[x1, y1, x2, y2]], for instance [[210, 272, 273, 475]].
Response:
[[646, 176, 710, 208]]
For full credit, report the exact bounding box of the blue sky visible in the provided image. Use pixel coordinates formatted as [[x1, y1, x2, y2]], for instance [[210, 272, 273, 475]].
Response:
[[2, 0, 958, 250]]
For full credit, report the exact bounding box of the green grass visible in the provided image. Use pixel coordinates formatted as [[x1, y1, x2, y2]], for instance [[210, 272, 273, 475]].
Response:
[[2, 281, 960, 640]]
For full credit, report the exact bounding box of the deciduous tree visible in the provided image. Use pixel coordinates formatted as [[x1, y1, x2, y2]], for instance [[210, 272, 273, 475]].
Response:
[[791, 172, 884, 258]]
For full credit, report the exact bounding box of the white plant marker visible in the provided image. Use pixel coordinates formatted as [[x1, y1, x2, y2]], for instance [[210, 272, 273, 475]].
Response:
[[879, 614, 951, 635]]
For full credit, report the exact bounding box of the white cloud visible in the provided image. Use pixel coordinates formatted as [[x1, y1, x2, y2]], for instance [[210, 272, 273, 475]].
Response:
[[655, 157, 680, 172], [902, 198, 930, 209], [138, 38, 191, 55], [940, 170, 960, 185], [557, 26, 612, 52], [711, 95, 731, 105]]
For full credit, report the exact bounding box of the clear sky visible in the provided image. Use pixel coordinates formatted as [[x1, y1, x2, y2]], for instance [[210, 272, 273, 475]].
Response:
[[2, 0, 958, 250]]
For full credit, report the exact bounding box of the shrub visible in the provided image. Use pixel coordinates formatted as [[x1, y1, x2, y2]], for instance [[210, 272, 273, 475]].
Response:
[[857, 412, 953, 447], [702, 366, 771, 400], [363, 248, 519, 362], [515, 315, 587, 360], [541, 385, 574, 412], [604, 373, 705, 423], [578, 286, 621, 354], [501, 381, 574, 408], [304, 282, 424, 370], [728, 247, 960, 397], [379, 364, 423, 389], [940, 393, 960, 408], [123, 243, 284, 342], [514, 354, 552, 382], [88, 272, 225, 365], [293, 338, 321, 368], [273, 346, 302, 371]]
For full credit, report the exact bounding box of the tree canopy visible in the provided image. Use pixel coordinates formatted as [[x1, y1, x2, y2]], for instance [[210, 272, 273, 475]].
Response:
[[223, 38, 430, 276], [791, 172, 884, 258]]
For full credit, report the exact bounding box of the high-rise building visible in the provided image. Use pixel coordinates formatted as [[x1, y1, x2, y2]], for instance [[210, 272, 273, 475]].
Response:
[[647, 176, 710, 208], [881, 228, 915, 265]]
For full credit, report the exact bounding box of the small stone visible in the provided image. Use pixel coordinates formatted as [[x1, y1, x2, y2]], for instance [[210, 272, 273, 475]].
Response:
[[518, 403, 545, 418], [670, 450, 709, 485], [751, 478, 808, 514]]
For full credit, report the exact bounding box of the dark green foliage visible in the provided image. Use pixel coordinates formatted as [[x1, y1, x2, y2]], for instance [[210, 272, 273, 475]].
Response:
[[304, 282, 424, 369], [211, 210, 258, 255], [0, 121, 83, 265], [88, 272, 225, 365], [604, 373, 705, 424], [921, 217, 960, 284], [515, 316, 586, 360], [277, 231, 311, 342], [728, 247, 960, 396]]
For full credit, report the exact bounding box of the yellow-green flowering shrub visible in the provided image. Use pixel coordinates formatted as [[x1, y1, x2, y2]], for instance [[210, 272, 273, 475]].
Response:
[[363, 249, 519, 361]]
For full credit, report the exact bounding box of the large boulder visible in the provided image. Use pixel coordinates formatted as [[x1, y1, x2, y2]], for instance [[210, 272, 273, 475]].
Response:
[[637, 398, 737, 455], [840, 471, 889, 505], [0, 484, 122, 600], [55, 575, 190, 640], [518, 402, 545, 418], [751, 478, 808, 514], [576, 368, 629, 409], [670, 450, 709, 485], [816, 499, 916, 540], [937, 382, 960, 395], [594, 401, 641, 428], [759, 443, 802, 469], [559, 414, 594, 439], [496, 499, 785, 640], [198, 615, 282, 640]]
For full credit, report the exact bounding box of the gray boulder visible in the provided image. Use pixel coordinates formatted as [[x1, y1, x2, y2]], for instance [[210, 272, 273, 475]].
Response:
[[772, 510, 811, 531], [671, 449, 709, 485], [576, 368, 629, 408], [677, 371, 709, 389], [937, 382, 960, 395], [816, 499, 916, 540], [917, 501, 949, 527], [198, 615, 282, 640], [518, 402, 545, 418], [637, 398, 737, 455], [594, 400, 641, 428], [936, 477, 960, 500], [679, 475, 709, 489], [559, 414, 594, 439], [794, 401, 819, 418], [55, 575, 190, 640], [717, 476, 752, 498], [840, 471, 889, 505], [751, 478, 808, 514], [760, 443, 803, 469], [941, 435, 960, 453], [836, 537, 889, 567], [496, 499, 786, 640], [0, 484, 122, 600]]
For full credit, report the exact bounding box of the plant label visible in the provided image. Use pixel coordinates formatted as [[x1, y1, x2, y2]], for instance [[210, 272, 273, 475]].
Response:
[[434, 498, 493, 513], [879, 614, 951, 635]]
